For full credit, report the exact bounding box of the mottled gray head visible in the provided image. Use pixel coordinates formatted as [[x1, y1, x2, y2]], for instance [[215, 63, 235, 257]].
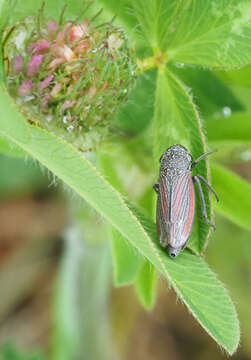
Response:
[[167, 245, 182, 258], [160, 144, 193, 171]]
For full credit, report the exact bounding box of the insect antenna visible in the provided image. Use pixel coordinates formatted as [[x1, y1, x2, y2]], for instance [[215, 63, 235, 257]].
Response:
[[191, 149, 217, 169]]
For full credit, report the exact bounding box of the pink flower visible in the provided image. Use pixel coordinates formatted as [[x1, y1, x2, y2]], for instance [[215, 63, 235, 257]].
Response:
[[53, 44, 75, 61], [26, 55, 44, 77], [28, 40, 51, 54], [62, 100, 76, 112], [18, 80, 33, 96], [69, 21, 89, 42], [12, 54, 23, 75], [56, 23, 72, 43], [47, 21, 57, 37], [40, 93, 51, 108], [47, 57, 65, 71], [37, 75, 54, 91]]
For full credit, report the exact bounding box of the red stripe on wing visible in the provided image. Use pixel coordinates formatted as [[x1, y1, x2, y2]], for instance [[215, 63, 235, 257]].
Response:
[[183, 175, 195, 238]]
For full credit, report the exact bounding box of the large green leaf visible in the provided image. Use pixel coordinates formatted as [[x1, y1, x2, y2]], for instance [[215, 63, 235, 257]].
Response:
[[172, 67, 243, 117], [211, 162, 251, 231], [131, 0, 183, 51], [98, 151, 144, 287], [115, 69, 157, 134], [206, 113, 251, 145], [95, 0, 137, 32], [0, 135, 26, 157], [217, 65, 251, 87], [166, 0, 251, 69], [154, 67, 213, 254], [0, 88, 239, 354], [4, 0, 87, 23]]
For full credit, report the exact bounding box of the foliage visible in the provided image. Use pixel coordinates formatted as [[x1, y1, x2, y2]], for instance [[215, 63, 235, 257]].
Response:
[[1, 0, 251, 356]]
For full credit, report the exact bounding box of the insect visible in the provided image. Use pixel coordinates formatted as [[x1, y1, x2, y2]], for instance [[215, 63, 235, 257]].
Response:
[[153, 144, 218, 258]]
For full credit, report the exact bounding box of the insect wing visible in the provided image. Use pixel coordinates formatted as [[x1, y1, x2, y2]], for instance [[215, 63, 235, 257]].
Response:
[[156, 175, 170, 247], [157, 172, 195, 249], [170, 173, 195, 247]]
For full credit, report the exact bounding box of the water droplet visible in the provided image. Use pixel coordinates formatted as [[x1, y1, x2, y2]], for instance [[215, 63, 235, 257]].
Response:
[[67, 125, 74, 132], [63, 116, 68, 123], [85, 105, 91, 110], [123, 89, 127, 93], [175, 62, 185, 68], [222, 106, 232, 117]]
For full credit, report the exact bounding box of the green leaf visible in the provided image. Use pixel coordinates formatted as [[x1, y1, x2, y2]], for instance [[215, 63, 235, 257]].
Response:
[[109, 227, 143, 286], [4, 0, 87, 23], [134, 213, 240, 355], [96, 0, 137, 32], [98, 150, 143, 286], [172, 67, 243, 117], [0, 89, 239, 354], [115, 69, 157, 134], [166, 0, 251, 69], [211, 162, 251, 231], [135, 260, 157, 309], [217, 65, 251, 87], [131, 0, 182, 51], [154, 67, 212, 254], [206, 113, 251, 145], [98, 151, 143, 286], [0, 136, 26, 157]]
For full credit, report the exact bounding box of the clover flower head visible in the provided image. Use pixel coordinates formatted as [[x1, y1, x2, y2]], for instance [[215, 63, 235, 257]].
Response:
[[3, 4, 137, 150]]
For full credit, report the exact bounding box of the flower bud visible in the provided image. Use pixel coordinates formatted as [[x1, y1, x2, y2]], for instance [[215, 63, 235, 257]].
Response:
[[3, 5, 137, 150], [18, 80, 33, 96], [37, 75, 54, 91], [12, 54, 23, 75], [28, 40, 51, 54], [26, 54, 44, 77]]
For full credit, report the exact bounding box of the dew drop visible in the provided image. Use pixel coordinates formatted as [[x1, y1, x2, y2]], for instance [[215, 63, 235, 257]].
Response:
[[63, 115, 68, 123], [175, 62, 185, 68], [67, 125, 74, 132], [222, 106, 232, 117]]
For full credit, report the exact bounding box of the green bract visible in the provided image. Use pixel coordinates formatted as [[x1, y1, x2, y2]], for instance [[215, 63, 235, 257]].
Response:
[[3, 8, 137, 150]]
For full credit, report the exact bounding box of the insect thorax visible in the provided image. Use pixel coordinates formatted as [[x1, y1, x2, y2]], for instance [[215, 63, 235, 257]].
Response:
[[160, 145, 192, 174]]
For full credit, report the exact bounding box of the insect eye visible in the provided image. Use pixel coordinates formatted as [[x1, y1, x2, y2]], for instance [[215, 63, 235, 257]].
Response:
[[161, 169, 166, 175]]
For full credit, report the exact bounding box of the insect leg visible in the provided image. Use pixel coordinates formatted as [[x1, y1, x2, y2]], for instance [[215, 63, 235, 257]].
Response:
[[192, 175, 216, 230], [153, 183, 159, 194], [191, 150, 217, 170], [195, 174, 219, 202]]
